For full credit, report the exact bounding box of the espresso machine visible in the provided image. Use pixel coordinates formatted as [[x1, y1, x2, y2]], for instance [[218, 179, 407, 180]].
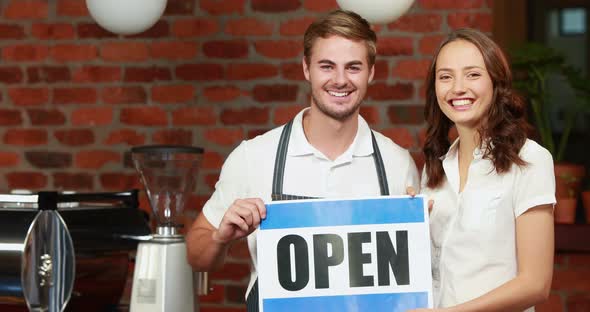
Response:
[[130, 145, 207, 312]]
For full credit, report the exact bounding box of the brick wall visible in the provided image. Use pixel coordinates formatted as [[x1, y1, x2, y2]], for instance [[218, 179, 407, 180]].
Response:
[[4, 0, 563, 311]]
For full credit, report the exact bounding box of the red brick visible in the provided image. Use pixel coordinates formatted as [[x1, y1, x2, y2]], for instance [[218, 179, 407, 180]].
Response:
[[104, 129, 146, 145], [199, 284, 225, 303], [280, 17, 314, 36], [53, 172, 94, 190], [75, 150, 120, 169], [102, 86, 147, 105], [377, 37, 414, 56], [252, 84, 298, 102], [27, 109, 66, 126], [227, 63, 278, 80], [176, 64, 224, 81], [281, 62, 305, 81], [0, 23, 25, 39], [55, 129, 94, 146], [120, 107, 168, 126], [388, 13, 442, 33], [8, 87, 49, 106], [101, 42, 149, 62], [129, 21, 170, 38], [0, 109, 22, 125], [53, 87, 97, 105], [255, 40, 302, 59], [124, 66, 171, 82], [72, 66, 121, 83], [7, 172, 48, 190], [3, 0, 48, 19], [393, 59, 431, 80], [152, 129, 193, 145], [419, 82, 427, 100], [388, 105, 424, 124], [411, 151, 425, 172], [210, 262, 250, 281], [0, 67, 23, 84], [203, 40, 249, 59], [373, 60, 389, 81], [202, 151, 224, 170], [227, 239, 250, 259], [418, 0, 486, 10], [273, 105, 304, 125], [152, 85, 195, 103], [71, 107, 113, 126], [200, 306, 246, 312], [25, 151, 71, 169], [150, 41, 198, 60], [172, 107, 217, 126], [569, 254, 590, 269], [225, 18, 274, 36], [4, 129, 47, 146], [368, 82, 414, 101], [360, 106, 380, 125], [448, 12, 493, 33], [252, 0, 301, 12], [380, 127, 416, 149], [100, 173, 141, 190], [2, 44, 49, 62], [31, 23, 75, 39], [172, 18, 219, 37], [221, 107, 270, 125], [27, 66, 70, 83], [567, 294, 590, 312], [0, 151, 19, 167], [164, 0, 195, 15], [76, 23, 117, 39], [247, 128, 270, 139], [303, 0, 338, 12], [57, 0, 88, 16], [203, 86, 242, 102], [535, 293, 563, 312], [419, 35, 445, 56], [552, 268, 590, 292], [200, 0, 245, 15], [51, 44, 96, 62], [204, 128, 244, 146]]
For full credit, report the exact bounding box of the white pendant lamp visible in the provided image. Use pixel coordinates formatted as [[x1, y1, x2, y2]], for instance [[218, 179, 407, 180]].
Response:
[[86, 0, 168, 35], [336, 0, 415, 24]]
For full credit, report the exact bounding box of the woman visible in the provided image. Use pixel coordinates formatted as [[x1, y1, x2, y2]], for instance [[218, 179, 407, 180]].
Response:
[[414, 28, 555, 311]]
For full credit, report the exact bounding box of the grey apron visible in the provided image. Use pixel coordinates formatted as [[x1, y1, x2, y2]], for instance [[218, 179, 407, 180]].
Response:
[[245, 119, 390, 312]]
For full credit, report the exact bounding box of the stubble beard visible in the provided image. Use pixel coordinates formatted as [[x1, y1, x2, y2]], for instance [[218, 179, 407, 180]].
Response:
[[311, 92, 362, 121]]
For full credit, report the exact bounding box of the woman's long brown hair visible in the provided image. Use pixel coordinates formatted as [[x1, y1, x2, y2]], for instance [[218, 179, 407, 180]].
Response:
[[423, 28, 531, 189]]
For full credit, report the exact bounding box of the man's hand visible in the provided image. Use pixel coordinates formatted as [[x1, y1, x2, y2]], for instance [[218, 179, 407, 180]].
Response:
[[212, 198, 266, 244], [405, 186, 433, 214]]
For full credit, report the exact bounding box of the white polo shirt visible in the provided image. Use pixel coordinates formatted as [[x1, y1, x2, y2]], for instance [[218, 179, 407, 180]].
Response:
[[422, 138, 555, 311], [202, 108, 420, 297]]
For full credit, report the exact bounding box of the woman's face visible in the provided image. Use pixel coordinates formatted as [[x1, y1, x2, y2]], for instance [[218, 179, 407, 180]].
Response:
[[434, 39, 494, 130]]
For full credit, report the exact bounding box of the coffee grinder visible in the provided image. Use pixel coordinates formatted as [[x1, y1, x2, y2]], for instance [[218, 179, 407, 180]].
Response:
[[129, 145, 206, 312]]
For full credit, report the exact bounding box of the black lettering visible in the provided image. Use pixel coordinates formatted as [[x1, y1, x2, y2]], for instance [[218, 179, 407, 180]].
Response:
[[376, 231, 409, 286], [348, 232, 374, 287], [313, 234, 344, 289], [277, 235, 309, 291]]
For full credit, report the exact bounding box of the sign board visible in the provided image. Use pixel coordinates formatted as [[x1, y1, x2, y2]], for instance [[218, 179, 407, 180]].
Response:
[[257, 196, 433, 312]]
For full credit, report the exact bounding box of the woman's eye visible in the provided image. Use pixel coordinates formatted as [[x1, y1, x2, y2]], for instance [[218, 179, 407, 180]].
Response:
[[438, 75, 451, 80], [467, 72, 481, 78]]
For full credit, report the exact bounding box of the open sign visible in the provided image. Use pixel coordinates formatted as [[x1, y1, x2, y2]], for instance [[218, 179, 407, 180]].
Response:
[[257, 196, 433, 312]]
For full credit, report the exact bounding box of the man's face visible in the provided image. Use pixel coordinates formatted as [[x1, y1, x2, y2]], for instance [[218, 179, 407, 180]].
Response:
[[303, 36, 374, 121]]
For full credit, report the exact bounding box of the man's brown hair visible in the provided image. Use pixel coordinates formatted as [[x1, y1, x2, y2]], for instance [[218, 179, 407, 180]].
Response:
[[303, 10, 377, 66]]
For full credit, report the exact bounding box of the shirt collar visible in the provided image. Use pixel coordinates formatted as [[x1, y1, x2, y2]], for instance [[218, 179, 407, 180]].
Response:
[[288, 108, 373, 158], [439, 137, 487, 161]]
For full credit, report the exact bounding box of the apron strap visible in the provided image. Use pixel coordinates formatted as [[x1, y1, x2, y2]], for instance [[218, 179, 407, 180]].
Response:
[[271, 120, 294, 197], [371, 130, 390, 196]]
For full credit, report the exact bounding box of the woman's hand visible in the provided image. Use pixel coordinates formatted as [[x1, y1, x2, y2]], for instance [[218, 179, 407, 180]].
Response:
[[406, 186, 433, 213]]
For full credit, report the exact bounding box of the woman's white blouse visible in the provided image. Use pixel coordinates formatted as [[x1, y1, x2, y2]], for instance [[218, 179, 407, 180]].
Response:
[[422, 139, 556, 311]]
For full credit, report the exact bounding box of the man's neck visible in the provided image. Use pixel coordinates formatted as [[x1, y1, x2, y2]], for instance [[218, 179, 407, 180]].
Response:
[[302, 107, 359, 161]]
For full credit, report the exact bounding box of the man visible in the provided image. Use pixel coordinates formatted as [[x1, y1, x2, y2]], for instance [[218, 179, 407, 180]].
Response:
[[186, 10, 419, 311]]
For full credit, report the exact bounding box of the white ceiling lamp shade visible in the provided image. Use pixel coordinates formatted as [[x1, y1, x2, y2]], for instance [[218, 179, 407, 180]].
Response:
[[86, 0, 168, 35], [336, 0, 415, 24]]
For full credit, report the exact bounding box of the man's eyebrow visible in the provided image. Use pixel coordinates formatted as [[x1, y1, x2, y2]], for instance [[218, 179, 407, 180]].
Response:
[[317, 59, 335, 65], [316, 60, 365, 66]]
